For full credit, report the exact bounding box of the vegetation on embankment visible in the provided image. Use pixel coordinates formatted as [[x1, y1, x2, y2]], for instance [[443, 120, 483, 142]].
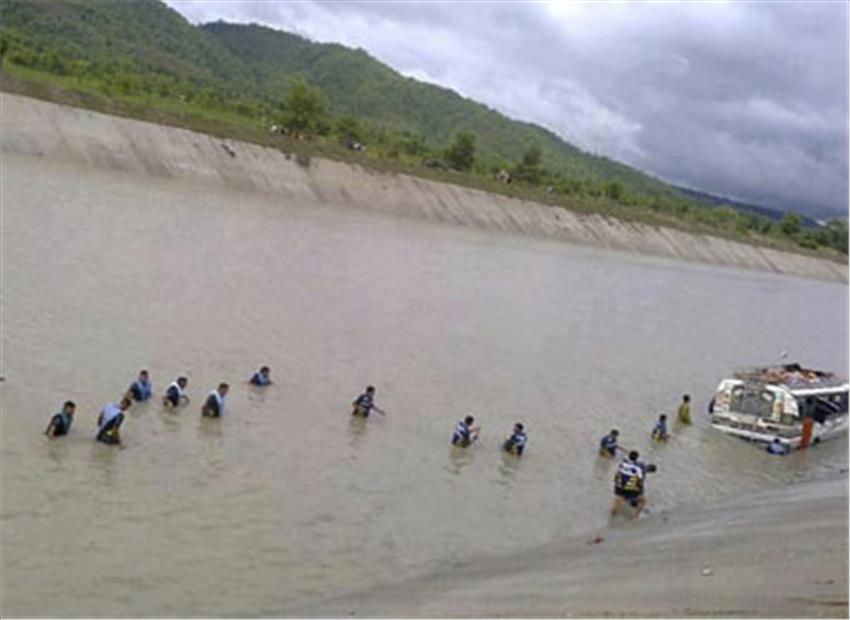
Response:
[[0, 0, 846, 260]]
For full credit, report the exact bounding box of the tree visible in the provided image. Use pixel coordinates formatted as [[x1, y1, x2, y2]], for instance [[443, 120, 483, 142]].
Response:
[[335, 116, 363, 144], [0, 37, 8, 68], [445, 131, 476, 171], [605, 181, 623, 202], [279, 76, 327, 135], [777, 212, 802, 237], [512, 144, 543, 185]]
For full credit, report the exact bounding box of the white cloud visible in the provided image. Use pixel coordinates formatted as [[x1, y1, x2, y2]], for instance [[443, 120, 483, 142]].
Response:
[[165, 0, 848, 217]]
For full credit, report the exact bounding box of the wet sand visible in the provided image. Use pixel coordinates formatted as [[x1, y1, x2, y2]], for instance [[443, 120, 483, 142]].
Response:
[[289, 474, 848, 618]]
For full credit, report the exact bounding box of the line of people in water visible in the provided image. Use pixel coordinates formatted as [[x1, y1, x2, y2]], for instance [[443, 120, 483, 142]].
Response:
[[45, 367, 273, 445], [351, 387, 528, 456], [45, 377, 738, 519], [45, 369, 529, 456]]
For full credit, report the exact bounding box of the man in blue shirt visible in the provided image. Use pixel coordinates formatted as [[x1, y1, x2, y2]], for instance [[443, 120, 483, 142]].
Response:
[[451, 415, 480, 447], [45, 401, 76, 437], [250, 366, 272, 386], [202, 383, 229, 418], [503, 422, 528, 456], [599, 429, 621, 457], [651, 414, 669, 442], [97, 397, 131, 445], [128, 369, 152, 402], [352, 386, 385, 417], [766, 438, 790, 455]]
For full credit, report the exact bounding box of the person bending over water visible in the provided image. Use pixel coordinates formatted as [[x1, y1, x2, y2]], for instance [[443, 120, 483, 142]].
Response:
[[250, 366, 272, 386], [45, 401, 76, 437], [201, 383, 229, 418], [97, 397, 131, 445], [128, 369, 152, 402], [651, 414, 669, 442], [610, 450, 656, 518], [451, 415, 480, 447], [352, 386, 385, 417], [163, 377, 189, 408], [767, 437, 790, 455], [598, 428, 621, 457], [502, 422, 527, 456]]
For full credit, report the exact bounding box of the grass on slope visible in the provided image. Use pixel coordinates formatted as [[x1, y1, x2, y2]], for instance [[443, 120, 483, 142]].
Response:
[[0, 64, 844, 263]]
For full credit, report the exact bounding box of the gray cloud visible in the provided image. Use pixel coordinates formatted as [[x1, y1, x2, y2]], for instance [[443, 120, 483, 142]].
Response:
[[166, 1, 848, 217]]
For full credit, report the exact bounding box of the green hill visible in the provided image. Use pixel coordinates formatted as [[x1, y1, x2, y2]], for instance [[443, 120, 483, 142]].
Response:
[[0, 0, 845, 255], [203, 21, 673, 194]]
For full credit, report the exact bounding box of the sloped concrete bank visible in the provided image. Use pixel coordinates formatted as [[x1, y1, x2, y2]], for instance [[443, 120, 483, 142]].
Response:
[[2, 93, 846, 283], [285, 474, 849, 618]]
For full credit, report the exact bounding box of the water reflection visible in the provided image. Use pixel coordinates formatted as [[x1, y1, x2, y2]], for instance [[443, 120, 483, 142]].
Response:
[[445, 446, 475, 475], [158, 406, 183, 434], [247, 386, 269, 405], [197, 416, 224, 440], [497, 451, 520, 486], [347, 415, 369, 450]]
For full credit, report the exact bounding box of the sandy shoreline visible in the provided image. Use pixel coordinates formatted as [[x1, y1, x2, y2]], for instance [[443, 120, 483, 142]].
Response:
[[1, 93, 846, 283], [286, 475, 848, 618]]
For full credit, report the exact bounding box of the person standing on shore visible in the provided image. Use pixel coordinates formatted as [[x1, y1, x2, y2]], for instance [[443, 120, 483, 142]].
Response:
[[677, 394, 692, 425], [128, 369, 152, 402], [45, 401, 76, 437], [163, 377, 189, 408], [201, 383, 229, 418]]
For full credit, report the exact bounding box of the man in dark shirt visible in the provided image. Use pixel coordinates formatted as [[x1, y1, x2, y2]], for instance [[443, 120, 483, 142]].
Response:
[[45, 401, 76, 437], [352, 386, 385, 417], [163, 377, 189, 408], [128, 370, 152, 402], [503, 422, 528, 456], [599, 429, 621, 457], [202, 383, 229, 418], [250, 366, 272, 386]]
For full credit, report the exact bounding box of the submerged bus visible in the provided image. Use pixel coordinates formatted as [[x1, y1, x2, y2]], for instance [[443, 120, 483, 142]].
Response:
[[710, 364, 849, 449]]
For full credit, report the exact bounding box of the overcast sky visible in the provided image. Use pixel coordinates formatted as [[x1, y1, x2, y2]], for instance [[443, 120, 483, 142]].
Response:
[[167, 1, 848, 218]]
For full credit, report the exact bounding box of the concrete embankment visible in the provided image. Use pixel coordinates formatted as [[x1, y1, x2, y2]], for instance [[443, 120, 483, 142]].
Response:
[[286, 474, 849, 618], [1, 93, 846, 283]]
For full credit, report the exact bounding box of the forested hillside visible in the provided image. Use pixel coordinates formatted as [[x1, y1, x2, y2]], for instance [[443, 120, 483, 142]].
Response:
[[0, 0, 845, 255]]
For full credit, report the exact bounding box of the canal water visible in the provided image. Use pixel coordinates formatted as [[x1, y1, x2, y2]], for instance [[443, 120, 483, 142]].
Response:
[[1, 155, 846, 617]]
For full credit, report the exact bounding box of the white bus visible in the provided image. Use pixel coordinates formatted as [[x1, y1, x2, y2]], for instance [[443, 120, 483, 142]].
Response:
[[710, 364, 849, 449]]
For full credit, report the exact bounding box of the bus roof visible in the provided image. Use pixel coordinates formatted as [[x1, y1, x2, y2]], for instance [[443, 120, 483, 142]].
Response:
[[732, 363, 847, 391]]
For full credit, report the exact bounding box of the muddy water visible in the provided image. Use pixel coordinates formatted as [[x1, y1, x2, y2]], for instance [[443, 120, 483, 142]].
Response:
[[1, 155, 846, 617]]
